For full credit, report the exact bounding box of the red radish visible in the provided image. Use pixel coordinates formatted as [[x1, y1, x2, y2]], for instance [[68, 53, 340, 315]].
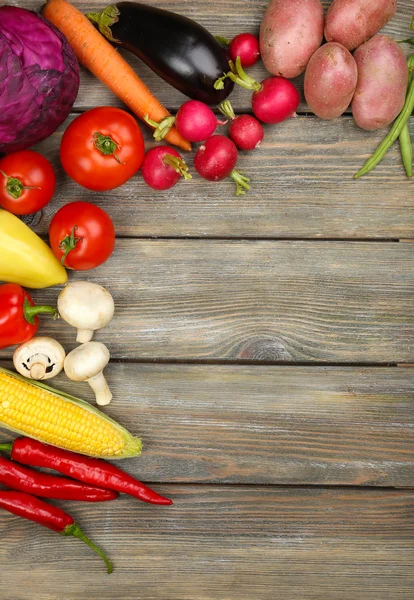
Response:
[[194, 135, 250, 196], [145, 100, 225, 143], [176, 101, 222, 142], [215, 57, 299, 124], [219, 101, 264, 150], [229, 33, 260, 68], [141, 146, 191, 190]]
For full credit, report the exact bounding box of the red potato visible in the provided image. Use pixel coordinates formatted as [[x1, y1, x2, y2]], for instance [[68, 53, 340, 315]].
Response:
[[304, 42, 358, 120], [260, 0, 324, 79], [352, 35, 408, 131], [324, 0, 397, 51]]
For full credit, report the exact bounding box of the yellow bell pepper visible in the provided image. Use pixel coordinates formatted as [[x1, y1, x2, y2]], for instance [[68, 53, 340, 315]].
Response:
[[0, 209, 68, 289]]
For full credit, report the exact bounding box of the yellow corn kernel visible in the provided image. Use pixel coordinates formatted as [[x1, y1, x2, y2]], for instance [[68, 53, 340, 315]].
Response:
[[0, 368, 142, 459]]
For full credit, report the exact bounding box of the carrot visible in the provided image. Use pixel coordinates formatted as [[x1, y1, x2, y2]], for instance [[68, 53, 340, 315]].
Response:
[[42, 0, 191, 152]]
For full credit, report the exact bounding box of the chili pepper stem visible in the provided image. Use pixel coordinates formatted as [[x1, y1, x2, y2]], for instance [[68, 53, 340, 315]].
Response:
[[0, 443, 12, 453], [63, 522, 113, 574], [23, 297, 59, 325]]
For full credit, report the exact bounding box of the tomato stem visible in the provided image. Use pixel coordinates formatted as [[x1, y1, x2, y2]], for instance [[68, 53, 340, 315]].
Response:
[[0, 170, 41, 199], [59, 226, 82, 267], [93, 133, 125, 164]]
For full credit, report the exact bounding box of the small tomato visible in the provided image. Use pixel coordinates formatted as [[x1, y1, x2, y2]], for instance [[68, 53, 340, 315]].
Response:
[[49, 201, 116, 271], [60, 107, 145, 191], [0, 150, 56, 215]]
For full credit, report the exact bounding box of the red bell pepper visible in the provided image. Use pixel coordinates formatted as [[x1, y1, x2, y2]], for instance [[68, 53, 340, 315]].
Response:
[[0, 283, 58, 350]]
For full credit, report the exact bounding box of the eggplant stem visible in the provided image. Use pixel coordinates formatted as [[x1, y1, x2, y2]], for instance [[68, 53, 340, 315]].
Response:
[[86, 5, 121, 43]]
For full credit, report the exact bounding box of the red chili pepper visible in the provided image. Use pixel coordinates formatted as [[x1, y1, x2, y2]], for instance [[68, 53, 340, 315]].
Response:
[[0, 283, 58, 350], [0, 455, 119, 502], [0, 438, 172, 506], [0, 490, 113, 573]]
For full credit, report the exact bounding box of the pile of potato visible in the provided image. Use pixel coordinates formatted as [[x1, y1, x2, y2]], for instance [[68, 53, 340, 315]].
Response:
[[260, 0, 408, 130]]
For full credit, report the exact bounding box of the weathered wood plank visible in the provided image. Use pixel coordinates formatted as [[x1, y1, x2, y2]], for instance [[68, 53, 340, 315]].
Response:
[[27, 116, 414, 240], [0, 487, 413, 599], [1, 364, 412, 486], [2, 240, 411, 363], [21, 0, 414, 113]]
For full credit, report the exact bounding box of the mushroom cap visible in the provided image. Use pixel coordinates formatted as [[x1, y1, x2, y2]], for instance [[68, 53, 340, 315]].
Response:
[[58, 281, 115, 333], [13, 337, 66, 380], [64, 341, 111, 382]]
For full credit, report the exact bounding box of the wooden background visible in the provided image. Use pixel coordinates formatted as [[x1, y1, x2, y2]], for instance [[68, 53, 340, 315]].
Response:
[[1, 1, 413, 598]]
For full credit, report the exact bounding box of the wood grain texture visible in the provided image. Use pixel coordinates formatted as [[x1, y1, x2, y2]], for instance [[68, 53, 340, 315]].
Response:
[[0, 487, 413, 599], [21, 0, 414, 113], [26, 116, 414, 240], [1, 364, 412, 486], [3, 239, 411, 363]]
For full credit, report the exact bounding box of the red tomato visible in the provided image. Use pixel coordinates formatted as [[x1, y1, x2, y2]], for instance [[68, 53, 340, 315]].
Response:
[[49, 201, 116, 270], [60, 107, 145, 191], [0, 150, 56, 215]]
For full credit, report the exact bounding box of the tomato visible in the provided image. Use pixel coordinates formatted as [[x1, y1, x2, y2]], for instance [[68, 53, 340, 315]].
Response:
[[0, 150, 56, 215], [49, 201, 116, 270], [60, 107, 145, 191]]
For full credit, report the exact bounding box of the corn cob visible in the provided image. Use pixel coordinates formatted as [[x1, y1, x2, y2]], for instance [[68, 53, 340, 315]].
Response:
[[0, 367, 142, 459]]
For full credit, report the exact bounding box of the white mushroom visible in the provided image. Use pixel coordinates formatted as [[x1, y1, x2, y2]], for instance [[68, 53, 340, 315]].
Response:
[[57, 281, 115, 343], [64, 341, 112, 406], [13, 337, 66, 380]]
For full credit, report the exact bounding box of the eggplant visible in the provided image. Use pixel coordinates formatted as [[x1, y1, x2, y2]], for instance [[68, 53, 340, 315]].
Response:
[[87, 2, 234, 105]]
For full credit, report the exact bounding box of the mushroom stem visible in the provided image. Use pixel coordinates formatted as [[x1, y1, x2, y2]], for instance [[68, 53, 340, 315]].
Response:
[[30, 361, 47, 380], [76, 329, 94, 344], [87, 372, 113, 406]]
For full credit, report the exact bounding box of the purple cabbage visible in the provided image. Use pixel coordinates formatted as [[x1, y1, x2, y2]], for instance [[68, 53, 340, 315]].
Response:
[[0, 6, 80, 153]]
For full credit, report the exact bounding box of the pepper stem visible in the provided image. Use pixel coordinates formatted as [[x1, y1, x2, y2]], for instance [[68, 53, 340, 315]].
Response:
[[63, 523, 113, 574], [230, 170, 251, 196], [23, 298, 59, 325], [163, 155, 192, 180], [0, 443, 13, 454], [59, 226, 82, 267], [86, 5, 121, 43], [93, 132, 124, 164], [144, 115, 176, 142], [218, 101, 236, 120], [0, 170, 41, 199]]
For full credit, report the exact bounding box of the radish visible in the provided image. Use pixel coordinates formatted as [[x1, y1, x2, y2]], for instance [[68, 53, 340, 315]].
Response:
[[215, 57, 300, 124], [229, 33, 260, 68], [144, 100, 225, 143], [194, 135, 250, 196], [218, 101, 264, 150], [141, 146, 192, 190]]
